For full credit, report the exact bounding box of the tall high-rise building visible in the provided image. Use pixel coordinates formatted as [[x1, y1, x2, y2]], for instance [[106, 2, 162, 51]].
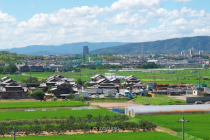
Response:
[[83, 46, 89, 55], [199, 50, 203, 55], [189, 47, 194, 56]]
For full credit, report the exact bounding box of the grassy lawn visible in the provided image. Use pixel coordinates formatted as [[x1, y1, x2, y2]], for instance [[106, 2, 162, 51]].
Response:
[[117, 68, 210, 86], [0, 101, 88, 109], [137, 113, 210, 140], [0, 109, 116, 120], [1, 132, 181, 140], [0, 74, 30, 82], [133, 95, 186, 105]]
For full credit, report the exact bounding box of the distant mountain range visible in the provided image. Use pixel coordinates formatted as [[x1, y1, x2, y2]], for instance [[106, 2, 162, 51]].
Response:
[[91, 36, 210, 54], [1, 42, 128, 55], [2, 36, 210, 55]]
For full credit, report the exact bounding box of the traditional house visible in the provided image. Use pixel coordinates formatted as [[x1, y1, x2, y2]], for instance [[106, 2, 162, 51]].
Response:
[[0, 76, 28, 99], [134, 82, 146, 89], [30, 65, 44, 72], [122, 75, 140, 87], [91, 74, 106, 82], [110, 78, 121, 85], [39, 75, 80, 97]]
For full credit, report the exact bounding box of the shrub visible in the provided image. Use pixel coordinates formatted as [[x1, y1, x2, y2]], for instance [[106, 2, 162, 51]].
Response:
[[31, 89, 44, 100], [51, 97, 57, 101]]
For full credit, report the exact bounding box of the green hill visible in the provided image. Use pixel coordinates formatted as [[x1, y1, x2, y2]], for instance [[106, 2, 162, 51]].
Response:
[[91, 36, 210, 54]]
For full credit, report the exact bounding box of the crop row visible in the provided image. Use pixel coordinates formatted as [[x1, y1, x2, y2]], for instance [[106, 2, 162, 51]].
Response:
[[0, 114, 129, 126], [0, 120, 156, 136]]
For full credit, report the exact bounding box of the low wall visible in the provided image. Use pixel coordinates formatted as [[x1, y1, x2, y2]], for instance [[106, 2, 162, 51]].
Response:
[[186, 97, 210, 103]]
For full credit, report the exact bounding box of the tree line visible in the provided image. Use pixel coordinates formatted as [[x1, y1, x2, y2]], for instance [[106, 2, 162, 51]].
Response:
[[0, 114, 156, 136]]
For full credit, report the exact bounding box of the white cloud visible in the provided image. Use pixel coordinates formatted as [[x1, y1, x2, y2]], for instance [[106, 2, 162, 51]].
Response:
[[172, 18, 188, 25], [0, 11, 16, 24], [175, 0, 192, 1], [106, 12, 147, 27], [109, 0, 163, 12], [0, 0, 210, 49]]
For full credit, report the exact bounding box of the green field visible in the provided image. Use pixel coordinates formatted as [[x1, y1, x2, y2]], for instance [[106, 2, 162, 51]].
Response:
[[0, 74, 29, 82], [117, 68, 210, 86], [0, 109, 116, 120], [26, 68, 210, 86], [1, 132, 181, 140], [0, 101, 88, 109], [133, 95, 186, 105], [137, 113, 210, 140]]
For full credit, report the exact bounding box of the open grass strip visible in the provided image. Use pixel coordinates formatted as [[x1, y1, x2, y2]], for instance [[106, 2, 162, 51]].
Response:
[[137, 113, 210, 140], [0, 101, 88, 109], [133, 95, 186, 105], [0, 109, 116, 121], [0, 132, 181, 140]]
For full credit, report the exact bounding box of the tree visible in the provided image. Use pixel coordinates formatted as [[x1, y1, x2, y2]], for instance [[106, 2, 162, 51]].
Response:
[[48, 85, 52, 93], [76, 78, 84, 85], [3, 63, 18, 74], [31, 89, 44, 100], [67, 93, 75, 99]]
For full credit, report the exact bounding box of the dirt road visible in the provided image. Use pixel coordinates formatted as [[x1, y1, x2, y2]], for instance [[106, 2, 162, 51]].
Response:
[[89, 100, 143, 109]]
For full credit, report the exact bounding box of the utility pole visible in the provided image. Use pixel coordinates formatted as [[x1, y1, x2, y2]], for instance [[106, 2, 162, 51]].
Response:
[[80, 64, 81, 79], [13, 126, 16, 140], [30, 69, 31, 88], [178, 114, 189, 140], [198, 71, 201, 90], [153, 71, 156, 83]]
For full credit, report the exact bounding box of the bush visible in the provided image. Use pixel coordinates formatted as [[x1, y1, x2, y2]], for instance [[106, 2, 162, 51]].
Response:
[[51, 97, 57, 101], [31, 89, 44, 100], [203, 78, 210, 80]]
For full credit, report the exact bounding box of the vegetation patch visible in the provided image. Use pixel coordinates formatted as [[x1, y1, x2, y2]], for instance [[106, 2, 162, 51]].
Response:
[[0, 101, 88, 109], [0, 132, 181, 140], [137, 113, 210, 140], [0, 109, 116, 121], [133, 95, 186, 105]]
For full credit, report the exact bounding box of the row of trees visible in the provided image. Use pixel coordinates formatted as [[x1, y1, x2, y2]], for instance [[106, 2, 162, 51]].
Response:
[[1, 114, 129, 126], [136, 62, 161, 69], [0, 120, 156, 136]]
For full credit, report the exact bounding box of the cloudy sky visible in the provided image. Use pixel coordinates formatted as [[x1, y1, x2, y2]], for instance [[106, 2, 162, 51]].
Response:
[[0, 0, 209, 49]]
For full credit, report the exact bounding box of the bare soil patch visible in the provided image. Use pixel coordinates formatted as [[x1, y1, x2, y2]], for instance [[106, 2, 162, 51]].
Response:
[[168, 94, 197, 101], [155, 126, 177, 135], [0, 99, 37, 102], [89, 100, 143, 109]]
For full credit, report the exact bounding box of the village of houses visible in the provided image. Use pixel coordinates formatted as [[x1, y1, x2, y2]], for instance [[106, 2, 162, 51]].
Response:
[[1, 70, 210, 105]]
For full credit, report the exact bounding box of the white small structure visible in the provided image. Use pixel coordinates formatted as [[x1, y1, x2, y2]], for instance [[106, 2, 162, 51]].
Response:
[[81, 90, 89, 98], [104, 89, 117, 97], [193, 88, 201, 95], [125, 104, 210, 116], [147, 60, 158, 64], [75, 93, 80, 99]]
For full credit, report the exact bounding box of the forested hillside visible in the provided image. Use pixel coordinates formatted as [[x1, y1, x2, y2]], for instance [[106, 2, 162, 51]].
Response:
[[91, 36, 210, 54]]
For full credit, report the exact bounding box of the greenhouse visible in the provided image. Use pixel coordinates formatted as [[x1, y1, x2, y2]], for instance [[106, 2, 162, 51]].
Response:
[[125, 104, 210, 116]]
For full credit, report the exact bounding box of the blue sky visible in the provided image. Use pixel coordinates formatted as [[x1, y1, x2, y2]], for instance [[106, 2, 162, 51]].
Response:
[[0, 0, 209, 49]]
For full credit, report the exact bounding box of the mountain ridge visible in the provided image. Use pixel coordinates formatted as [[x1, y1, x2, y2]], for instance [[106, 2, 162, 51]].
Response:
[[1, 42, 128, 55], [90, 36, 210, 54]]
